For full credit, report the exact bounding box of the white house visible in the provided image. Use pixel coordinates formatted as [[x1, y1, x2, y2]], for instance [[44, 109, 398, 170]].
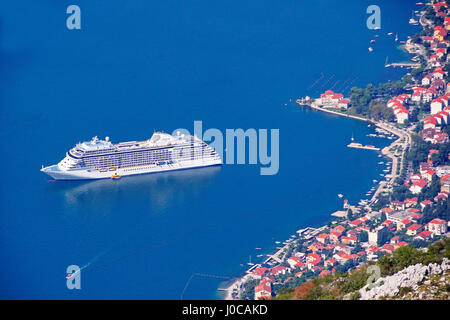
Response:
[[431, 98, 443, 115]]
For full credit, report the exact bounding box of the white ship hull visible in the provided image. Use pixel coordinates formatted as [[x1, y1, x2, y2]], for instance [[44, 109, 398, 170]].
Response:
[[42, 158, 222, 180]]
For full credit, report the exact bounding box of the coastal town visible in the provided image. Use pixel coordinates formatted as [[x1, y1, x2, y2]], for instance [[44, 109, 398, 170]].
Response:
[[226, 0, 450, 300]]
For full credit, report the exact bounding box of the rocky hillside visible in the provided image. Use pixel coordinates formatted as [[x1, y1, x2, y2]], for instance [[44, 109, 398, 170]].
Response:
[[359, 258, 450, 300]]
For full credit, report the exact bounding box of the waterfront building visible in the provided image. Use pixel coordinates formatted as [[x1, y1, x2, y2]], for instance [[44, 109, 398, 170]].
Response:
[[381, 244, 395, 255], [287, 257, 304, 269], [341, 236, 357, 245], [271, 266, 288, 276], [422, 74, 432, 86], [436, 165, 450, 177], [315, 233, 329, 244], [318, 90, 349, 109], [390, 236, 400, 244], [404, 197, 418, 208], [406, 224, 423, 236], [442, 183, 450, 193], [324, 258, 337, 268], [423, 88, 436, 102], [389, 210, 415, 228], [368, 225, 388, 246], [410, 179, 428, 194], [431, 98, 443, 114], [415, 230, 433, 241], [329, 231, 342, 244], [426, 218, 448, 236], [252, 267, 269, 280], [420, 200, 433, 209], [254, 280, 271, 300], [423, 169, 436, 181], [395, 108, 409, 124]]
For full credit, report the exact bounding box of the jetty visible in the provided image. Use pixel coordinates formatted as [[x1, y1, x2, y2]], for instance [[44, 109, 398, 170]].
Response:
[[296, 97, 412, 206], [296, 98, 370, 122], [347, 142, 380, 151], [385, 62, 420, 68]]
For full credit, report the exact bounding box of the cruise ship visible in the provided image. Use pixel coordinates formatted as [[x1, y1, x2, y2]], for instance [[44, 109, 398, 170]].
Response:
[[41, 132, 222, 180]]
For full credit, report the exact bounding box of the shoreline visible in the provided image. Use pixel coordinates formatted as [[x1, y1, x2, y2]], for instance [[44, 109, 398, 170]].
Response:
[[222, 101, 409, 300], [296, 100, 409, 184], [296, 99, 371, 122]]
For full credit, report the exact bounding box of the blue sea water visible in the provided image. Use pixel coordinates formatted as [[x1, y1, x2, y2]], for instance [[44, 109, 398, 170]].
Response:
[[0, 0, 419, 299]]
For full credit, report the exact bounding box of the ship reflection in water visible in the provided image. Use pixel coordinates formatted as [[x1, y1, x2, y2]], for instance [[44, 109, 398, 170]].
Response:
[[44, 166, 222, 212]]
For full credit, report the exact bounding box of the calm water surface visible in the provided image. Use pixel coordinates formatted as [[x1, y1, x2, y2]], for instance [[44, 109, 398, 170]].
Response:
[[0, 0, 418, 299]]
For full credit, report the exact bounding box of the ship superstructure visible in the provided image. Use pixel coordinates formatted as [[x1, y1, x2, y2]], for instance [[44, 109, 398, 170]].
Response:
[[41, 132, 222, 180]]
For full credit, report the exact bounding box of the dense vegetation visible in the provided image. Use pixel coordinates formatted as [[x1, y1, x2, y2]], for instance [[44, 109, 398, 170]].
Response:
[[347, 76, 414, 118], [378, 238, 450, 276]]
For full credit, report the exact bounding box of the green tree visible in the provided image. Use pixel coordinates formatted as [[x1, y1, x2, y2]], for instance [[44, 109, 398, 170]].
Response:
[[369, 102, 395, 121]]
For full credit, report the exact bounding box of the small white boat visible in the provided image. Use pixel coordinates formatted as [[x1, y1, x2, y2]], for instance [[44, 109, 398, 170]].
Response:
[[338, 194, 343, 198], [368, 47, 373, 52]]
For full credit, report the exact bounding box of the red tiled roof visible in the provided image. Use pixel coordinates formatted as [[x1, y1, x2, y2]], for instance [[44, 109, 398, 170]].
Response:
[[253, 267, 268, 276], [396, 241, 408, 248], [404, 197, 418, 203], [308, 258, 321, 266], [429, 218, 446, 225], [417, 231, 432, 239], [271, 266, 287, 275], [412, 179, 428, 188], [255, 280, 271, 294], [412, 213, 423, 219], [408, 224, 422, 231], [349, 219, 363, 226], [319, 270, 330, 277], [330, 231, 341, 237], [307, 253, 320, 259]]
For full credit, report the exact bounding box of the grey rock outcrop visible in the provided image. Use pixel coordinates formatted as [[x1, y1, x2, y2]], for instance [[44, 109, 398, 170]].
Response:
[[359, 258, 450, 300]]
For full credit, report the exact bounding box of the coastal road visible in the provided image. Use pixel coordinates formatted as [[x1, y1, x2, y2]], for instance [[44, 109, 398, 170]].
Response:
[[370, 122, 411, 203]]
